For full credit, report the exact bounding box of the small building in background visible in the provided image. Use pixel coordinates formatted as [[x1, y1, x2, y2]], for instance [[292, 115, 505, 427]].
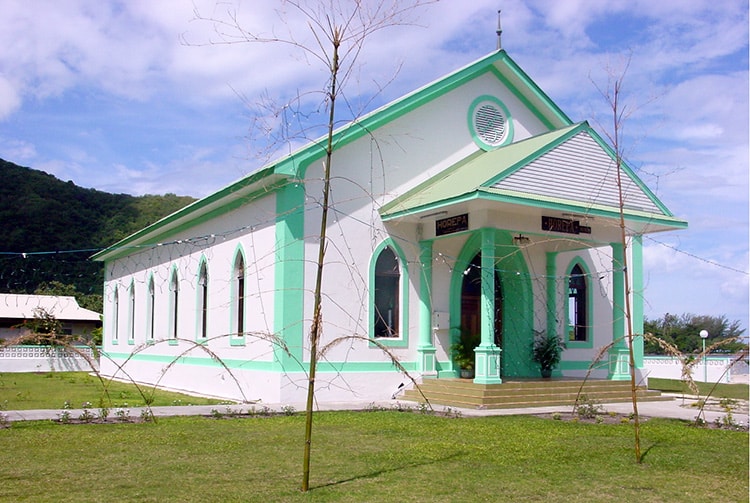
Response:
[[0, 293, 102, 342]]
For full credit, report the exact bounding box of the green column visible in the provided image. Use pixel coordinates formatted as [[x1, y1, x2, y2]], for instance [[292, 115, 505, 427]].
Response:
[[608, 241, 629, 380], [474, 228, 502, 384], [417, 240, 437, 376], [631, 235, 644, 368], [546, 252, 558, 338]]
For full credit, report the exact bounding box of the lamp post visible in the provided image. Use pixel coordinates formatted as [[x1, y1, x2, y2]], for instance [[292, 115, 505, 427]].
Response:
[[699, 330, 709, 383]]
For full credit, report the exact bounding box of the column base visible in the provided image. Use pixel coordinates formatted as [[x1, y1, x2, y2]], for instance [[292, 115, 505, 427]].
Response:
[[473, 345, 502, 384], [417, 346, 437, 377], [608, 346, 631, 380]]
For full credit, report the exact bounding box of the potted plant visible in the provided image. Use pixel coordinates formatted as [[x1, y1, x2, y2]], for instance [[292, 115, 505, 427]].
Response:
[[451, 330, 480, 378], [532, 332, 564, 378]]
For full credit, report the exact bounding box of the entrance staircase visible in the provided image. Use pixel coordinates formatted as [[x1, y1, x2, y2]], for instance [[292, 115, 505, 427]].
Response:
[[399, 378, 670, 409]]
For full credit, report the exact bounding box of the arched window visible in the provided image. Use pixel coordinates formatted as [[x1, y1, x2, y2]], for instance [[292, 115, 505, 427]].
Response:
[[128, 281, 136, 343], [169, 270, 179, 339], [197, 262, 208, 340], [233, 253, 246, 337], [568, 263, 587, 341], [373, 246, 400, 338], [112, 287, 119, 342], [146, 276, 155, 340]]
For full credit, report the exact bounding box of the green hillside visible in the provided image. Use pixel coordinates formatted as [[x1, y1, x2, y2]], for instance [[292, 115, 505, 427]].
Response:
[[0, 158, 195, 305]]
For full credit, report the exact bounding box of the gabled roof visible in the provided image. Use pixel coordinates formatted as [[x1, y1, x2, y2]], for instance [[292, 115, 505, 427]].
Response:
[[0, 294, 101, 321], [93, 50, 571, 262], [380, 122, 687, 232]]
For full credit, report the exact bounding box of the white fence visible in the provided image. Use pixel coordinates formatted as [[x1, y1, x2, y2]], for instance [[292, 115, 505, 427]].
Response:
[[0, 345, 99, 372], [643, 354, 747, 384]]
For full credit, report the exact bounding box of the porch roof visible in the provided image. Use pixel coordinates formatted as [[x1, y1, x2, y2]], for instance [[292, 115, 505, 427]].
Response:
[[380, 122, 687, 234]]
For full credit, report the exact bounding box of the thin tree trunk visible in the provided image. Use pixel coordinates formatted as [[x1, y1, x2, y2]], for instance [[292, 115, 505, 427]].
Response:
[[611, 78, 642, 464], [301, 34, 340, 493]]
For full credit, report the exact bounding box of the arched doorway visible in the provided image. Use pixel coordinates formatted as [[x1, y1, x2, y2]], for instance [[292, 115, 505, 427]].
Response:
[[460, 252, 503, 352]]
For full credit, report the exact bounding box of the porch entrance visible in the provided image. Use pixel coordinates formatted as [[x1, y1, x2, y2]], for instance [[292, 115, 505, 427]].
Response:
[[460, 252, 503, 350]]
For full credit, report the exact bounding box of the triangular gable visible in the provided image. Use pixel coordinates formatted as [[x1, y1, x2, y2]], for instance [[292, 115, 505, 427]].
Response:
[[381, 122, 686, 230], [93, 50, 577, 262], [486, 127, 669, 216], [380, 124, 580, 217]]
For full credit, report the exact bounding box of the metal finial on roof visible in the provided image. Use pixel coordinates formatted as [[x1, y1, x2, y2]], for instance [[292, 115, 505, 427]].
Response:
[[496, 10, 503, 50]]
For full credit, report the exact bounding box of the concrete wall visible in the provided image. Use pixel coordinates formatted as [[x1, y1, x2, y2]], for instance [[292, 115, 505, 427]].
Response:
[[643, 355, 739, 384], [0, 345, 99, 373]]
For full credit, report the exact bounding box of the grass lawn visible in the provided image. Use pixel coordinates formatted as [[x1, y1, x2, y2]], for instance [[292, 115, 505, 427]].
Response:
[[648, 378, 749, 401], [0, 372, 225, 410], [0, 411, 747, 502]]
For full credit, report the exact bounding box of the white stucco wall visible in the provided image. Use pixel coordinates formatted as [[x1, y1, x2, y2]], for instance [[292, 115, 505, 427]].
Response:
[[99, 63, 630, 402]]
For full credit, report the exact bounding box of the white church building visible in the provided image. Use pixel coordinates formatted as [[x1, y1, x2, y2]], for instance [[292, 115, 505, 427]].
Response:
[[93, 49, 686, 404]]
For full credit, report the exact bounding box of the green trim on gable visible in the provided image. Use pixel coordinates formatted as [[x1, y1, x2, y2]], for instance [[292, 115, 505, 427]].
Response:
[[482, 123, 586, 187], [93, 50, 575, 264], [380, 124, 582, 218], [493, 51, 573, 127], [92, 172, 288, 262], [584, 126, 675, 217], [380, 121, 687, 232]]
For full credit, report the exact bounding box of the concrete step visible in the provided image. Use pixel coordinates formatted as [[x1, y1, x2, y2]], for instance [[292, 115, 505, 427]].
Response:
[[400, 378, 671, 410]]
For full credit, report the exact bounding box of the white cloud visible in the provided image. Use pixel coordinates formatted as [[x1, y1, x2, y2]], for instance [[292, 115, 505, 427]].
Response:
[[0, 0, 746, 330], [0, 138, 36, 162], [0, 77, 21, 120]]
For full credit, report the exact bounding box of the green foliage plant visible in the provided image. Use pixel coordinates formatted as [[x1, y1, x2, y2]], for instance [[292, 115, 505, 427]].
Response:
[[575, 395, 604, 419], [450, 329, 480, 372], [531, 332, 564, 376]]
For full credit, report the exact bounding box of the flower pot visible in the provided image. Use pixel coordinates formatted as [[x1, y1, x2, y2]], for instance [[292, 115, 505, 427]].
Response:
[[460, 369, 475, 379], [540, 367, 552, 379]]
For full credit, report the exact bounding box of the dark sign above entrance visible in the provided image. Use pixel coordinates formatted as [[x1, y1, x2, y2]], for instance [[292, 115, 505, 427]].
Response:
[[542, 216, 591, 235], [436, 213, 469, 236]]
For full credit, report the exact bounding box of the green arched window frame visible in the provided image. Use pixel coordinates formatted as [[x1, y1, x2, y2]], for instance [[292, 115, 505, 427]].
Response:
[[146, 274, 155, 342], [196, 257, 209, 342], [111, 284, 119, 345], [369, 239, 409, 348], [565, 258, 593, 348], [168, 266, 180, 345], [230, 246, 247, 346], [127, 280, 136, 345]]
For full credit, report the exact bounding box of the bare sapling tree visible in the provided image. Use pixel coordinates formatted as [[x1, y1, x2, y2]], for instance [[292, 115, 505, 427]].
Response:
[[592, 57, 643, 463], [189, 0, 434, 491]]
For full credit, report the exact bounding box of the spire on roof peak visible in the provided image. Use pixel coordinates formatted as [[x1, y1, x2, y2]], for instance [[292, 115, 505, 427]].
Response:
[[496, 10, 502, 50]]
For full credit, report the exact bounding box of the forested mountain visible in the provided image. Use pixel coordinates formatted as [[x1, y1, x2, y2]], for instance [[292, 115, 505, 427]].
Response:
[[0, 158, 195, 302]]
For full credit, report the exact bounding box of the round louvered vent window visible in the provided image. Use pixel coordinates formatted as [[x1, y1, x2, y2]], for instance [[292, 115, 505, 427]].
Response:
[[468, 96, 513, 150]]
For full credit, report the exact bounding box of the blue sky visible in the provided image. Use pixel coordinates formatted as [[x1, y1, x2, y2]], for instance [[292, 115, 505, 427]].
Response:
[[0, 0, 747, 333]]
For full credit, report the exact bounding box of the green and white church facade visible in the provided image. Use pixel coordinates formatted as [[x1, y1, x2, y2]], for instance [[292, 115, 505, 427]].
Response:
[[94, 50, 686, 403]]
